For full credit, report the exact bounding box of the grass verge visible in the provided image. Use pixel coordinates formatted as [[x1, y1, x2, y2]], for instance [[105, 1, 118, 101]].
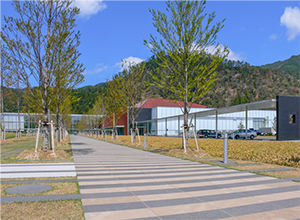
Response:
[[1, 132, 27, 140], [253, 169, 300, 179], [1, 199, 84, 220], [1, 135, 73, 163]]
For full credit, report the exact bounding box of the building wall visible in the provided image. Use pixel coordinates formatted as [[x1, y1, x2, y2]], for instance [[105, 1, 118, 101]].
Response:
[[277, 96, 300, 140], [151, 110, 276, 136], [1, 113, 25, 131]]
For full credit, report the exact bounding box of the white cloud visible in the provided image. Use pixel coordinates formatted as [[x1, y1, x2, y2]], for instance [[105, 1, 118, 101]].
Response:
[[73, 0, 107, 19], [269, 34, 278, 40], [84, 65, 108, 75], [280, 6, 300, 41], [204, 45, 244, 61], [115, 56, 144, 71]]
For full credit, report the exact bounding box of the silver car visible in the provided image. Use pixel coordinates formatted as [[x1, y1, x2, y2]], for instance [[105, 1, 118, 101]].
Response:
[[228, 129, 257, 140]]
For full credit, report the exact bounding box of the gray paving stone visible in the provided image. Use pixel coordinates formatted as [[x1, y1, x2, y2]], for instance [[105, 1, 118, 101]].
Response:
[[129, 217, 161, 220], [177, 179, 279, 193], [160, 209, 231, 220], [5, 184, 53, 194], [270, 197, 300, 208], [79, 183, 124, 189], [133, 188, 181, 196], [80, 191, 134, 199], [244, 185, 300, 196], [83, 202, 147, 212], [223, 202, 280, 216], [144, 197, 202, 208]]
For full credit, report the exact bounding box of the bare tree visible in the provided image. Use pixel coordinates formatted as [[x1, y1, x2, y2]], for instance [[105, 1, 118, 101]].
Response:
[[145, 0, 228, 148], [1, 0, 84, 150], [120, 61, 150, 142]]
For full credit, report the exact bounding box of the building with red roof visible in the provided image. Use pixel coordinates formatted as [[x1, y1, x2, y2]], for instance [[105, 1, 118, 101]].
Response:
[[104, 97, 207, 135]]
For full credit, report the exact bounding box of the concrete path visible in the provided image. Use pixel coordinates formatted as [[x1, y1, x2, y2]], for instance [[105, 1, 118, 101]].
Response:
[[71, 135, 300, 220], [0, 163, 76, 178]]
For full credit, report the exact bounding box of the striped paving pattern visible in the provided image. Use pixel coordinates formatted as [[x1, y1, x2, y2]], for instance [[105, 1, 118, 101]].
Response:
[[71, 135, 300, 220], [0, 163, 76, 178]]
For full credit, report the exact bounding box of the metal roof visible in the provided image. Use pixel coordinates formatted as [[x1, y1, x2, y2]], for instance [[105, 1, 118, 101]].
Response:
[[139, 99, 277, 122], [194, 99, 277, 117]]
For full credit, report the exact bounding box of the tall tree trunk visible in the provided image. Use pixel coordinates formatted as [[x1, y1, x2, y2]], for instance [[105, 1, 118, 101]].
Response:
[[102, 117, 105, 138], [17, 79, 21, 138], [131, 110, 136, 143], [42, 1, 53, 151], [183, 110, 189, 149], [56, 96, 60, 142], [42, 105, 49, 151], [1, 77, 5, 140], [112, 111, 116, 140]]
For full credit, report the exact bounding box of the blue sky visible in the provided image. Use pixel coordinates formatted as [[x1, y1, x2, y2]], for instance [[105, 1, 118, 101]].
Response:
[[1, 1, 300, 87]]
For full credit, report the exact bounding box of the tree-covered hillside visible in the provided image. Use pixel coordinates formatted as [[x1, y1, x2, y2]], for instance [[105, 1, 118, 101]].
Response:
[[70, 57, 300, 111], [3, 56, 300, 114], [71, 83, 106, 114], [199, 60, 300, 108], [261, 54, 300, 79]]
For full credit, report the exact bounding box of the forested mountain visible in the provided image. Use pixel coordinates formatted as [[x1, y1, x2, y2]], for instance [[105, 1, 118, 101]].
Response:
[[261, 54, 300, 79], [71, 83, 106, 114], [199, 60, 299, 108], [2, 55, 300, 114]]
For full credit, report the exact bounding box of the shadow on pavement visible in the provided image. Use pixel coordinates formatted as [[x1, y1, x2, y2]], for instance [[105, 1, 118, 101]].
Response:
[[69, 142, 85, 145], [70, 148, 95, 155]]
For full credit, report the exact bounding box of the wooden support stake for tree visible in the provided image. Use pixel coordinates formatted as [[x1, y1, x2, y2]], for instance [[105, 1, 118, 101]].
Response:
[[59, 127, 62, 142], [181, 125, 187, 153], [35, 120, 41, 152], [191, 124, 199, 150], [51, 121, 55, 152], [130, 128, 133, 143], [116, 129, 119, 140], [136, 127, 141, 143]]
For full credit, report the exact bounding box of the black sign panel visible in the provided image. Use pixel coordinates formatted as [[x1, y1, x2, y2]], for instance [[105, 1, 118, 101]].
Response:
[[277, 96, 300, 140]]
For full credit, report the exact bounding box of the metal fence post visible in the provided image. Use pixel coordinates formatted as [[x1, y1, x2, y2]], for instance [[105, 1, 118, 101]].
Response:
[[224, 134, 228, 163], [144, 133, 147, 149]]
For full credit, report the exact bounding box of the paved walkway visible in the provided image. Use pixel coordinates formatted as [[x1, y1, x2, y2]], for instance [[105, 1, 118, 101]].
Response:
[[0, 163, 76, 178], [71, 135, 300, 220]]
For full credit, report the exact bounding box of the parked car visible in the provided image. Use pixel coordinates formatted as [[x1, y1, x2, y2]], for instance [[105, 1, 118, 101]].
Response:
[[197, 129, 222, 138], [254, 129, 267, 136], [228, 129, 257, 140]]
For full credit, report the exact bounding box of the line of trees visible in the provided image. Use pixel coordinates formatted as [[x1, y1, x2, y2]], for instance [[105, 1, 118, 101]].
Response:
[[1, 0, 85, 149], [78, 0, 227, 149], [77, 60, 150, 143]]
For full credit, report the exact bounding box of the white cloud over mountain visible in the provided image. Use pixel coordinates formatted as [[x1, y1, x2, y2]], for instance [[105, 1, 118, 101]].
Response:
[[73, 0, 107, 19], [280, 6, 300, 41], [115, 57, 144, 71], [205, 45, 244, 61]]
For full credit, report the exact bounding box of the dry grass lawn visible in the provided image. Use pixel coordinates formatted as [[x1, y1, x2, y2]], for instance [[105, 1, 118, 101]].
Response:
[[1, 200, 84, 220], [92, 135, 300, 168], [16, 135, 73, 161], [255, 169, 300, 179], [225, 164, 289, 171], [2, 181, 79, 197]]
